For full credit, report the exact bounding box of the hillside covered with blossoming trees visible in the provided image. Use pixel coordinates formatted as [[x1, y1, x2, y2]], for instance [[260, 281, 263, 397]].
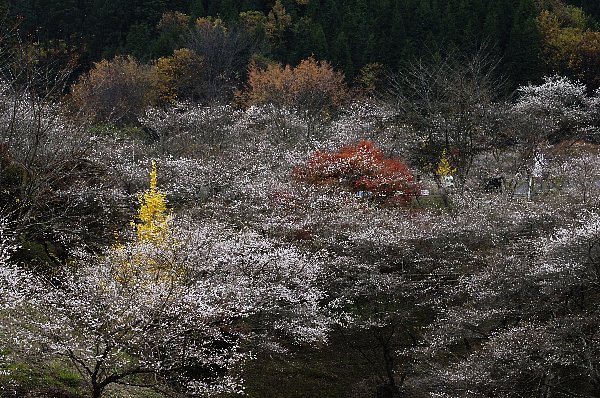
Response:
[[1, 0, 600, 397]]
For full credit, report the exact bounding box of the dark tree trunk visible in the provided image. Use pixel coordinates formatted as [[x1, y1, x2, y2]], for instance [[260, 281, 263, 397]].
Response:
[[376, 384, 402, 398], [92, 385, 104, 398]]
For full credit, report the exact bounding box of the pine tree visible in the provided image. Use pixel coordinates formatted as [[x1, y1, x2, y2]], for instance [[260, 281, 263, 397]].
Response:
[[295, 20, 327, 60], [189, 0, 205, 19], [331, 31, 354, 77], [124, 23, 154, 61], [504, 0, 544, 87]]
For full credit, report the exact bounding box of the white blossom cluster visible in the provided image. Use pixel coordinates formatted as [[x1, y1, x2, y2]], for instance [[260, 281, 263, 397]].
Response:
[[0, 210, 336, 396], [2, 71, 600, 397], [513, 75, 600, 136]]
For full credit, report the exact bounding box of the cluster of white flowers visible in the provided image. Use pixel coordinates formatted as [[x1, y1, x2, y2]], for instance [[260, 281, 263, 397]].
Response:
[[3, 70, 600, 397], [0, 204, 338, 395], [513, 75, 599, 135]]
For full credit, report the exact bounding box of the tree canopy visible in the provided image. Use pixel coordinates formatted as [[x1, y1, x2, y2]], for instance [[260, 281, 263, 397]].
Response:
[[4, 0, 600, 89]]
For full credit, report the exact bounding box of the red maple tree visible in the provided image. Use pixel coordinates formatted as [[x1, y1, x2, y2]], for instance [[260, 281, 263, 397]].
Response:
[[294, 140, 419, 203]]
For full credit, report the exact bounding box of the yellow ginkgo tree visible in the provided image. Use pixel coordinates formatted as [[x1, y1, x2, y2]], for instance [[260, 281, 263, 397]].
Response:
[[435, 149, 457, 178], [131, 160, 172, 245], [435, 149, 457, 192], [114, 161, 177, 284]]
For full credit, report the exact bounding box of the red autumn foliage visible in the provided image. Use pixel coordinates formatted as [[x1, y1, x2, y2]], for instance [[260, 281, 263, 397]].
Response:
[[294, 140, 419, 202]]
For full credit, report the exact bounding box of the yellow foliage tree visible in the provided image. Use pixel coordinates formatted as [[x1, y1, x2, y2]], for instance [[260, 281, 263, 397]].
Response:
[[152, 48, 203, 104], [114, 161, 175, 285], [157, 11, 190, 34], [239, 10, 268, 36], [356, 62, 385, 96], [131, 160, 171, 244], [267, 0, 292, 46], [195, 16, 226, 31], [436, 149, 457, 177]]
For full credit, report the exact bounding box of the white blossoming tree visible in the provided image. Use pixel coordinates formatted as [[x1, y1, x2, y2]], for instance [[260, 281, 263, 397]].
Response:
[[417, 207, 600, 397], [0, 163, 335, 398]]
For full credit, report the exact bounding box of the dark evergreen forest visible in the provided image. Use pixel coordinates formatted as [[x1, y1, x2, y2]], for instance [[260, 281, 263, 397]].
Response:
[[1, 0, 593, 87]]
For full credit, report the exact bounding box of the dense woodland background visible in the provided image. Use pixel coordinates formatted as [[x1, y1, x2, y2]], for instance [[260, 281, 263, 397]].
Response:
[[1, 0, 600, 89], [1, 0, 600, 398]]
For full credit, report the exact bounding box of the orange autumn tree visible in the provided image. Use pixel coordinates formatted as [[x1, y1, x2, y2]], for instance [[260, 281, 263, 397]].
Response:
[[294, 140, 419, 203], [239, 57, 349, 136], [241, 57, 348, 111]]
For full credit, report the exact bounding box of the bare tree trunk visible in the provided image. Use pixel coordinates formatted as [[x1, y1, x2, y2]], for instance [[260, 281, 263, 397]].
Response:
[[92, 385, 105, 398]]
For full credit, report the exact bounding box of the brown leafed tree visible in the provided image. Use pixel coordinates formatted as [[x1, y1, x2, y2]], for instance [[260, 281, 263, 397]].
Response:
[[70, 56, 154, 125], [239, 57, 349, 138], [184, 17, 254, 104], [153, 48, 203, 105]]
